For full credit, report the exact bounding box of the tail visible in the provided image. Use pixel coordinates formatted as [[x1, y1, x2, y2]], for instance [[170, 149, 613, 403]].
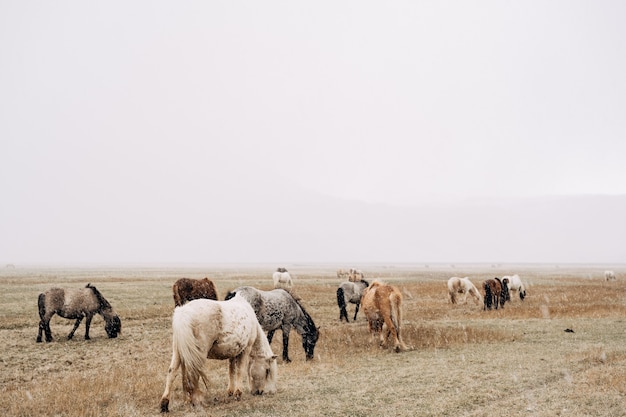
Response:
[[38, 293, 46, 320], [172, 309, 209, 391], [172, 283, 183, 307], [483, 281, 492, 310], [389, 292, 407, 350], [337, 287, 347, 321]]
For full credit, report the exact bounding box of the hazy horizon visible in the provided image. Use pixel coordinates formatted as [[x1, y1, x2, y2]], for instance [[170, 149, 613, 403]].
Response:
[[2, 2, 625, 264]]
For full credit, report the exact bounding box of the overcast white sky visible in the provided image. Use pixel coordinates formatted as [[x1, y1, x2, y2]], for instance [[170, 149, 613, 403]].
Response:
[[1, 1, 625, 264]]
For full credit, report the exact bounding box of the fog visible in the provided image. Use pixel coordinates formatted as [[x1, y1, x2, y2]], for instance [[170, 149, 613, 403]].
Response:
[[1, 1, 625, 264]]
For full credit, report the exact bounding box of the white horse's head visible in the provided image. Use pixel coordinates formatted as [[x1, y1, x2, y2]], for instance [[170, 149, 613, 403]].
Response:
[[248, 353, 278, 395]]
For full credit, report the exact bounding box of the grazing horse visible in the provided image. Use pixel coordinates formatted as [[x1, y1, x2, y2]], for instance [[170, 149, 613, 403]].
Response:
[[605, 270, 616, 281], [225, 287, 319, 362], [483, 278, 509, 310], [360, 280, 407, 352], [447, 277, 483, 305], [502, 274, 526, 301], [348, 268, 364, 282], [172, 277, 218, 307], [336, 269, 350, 280], [36, 284, 121, 343], [159, 295, 277, 412], [337, 279, 369, 322], [272, 271, 293, 290]]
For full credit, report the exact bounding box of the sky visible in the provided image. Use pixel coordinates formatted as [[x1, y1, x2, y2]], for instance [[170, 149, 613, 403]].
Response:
[[1, 1, 625, 264]]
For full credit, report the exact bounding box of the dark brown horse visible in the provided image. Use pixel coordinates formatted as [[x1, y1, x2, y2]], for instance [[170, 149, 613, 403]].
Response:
[[37, 283, 121, 342], [482, 277, 509, 310], [172, 277, 218, 307]]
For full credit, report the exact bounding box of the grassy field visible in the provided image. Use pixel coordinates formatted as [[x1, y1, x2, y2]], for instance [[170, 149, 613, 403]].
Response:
[[1, 264, 625, 417]]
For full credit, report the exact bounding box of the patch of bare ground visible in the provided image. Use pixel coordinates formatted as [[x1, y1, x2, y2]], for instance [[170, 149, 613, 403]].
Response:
[[1, 265, 625, 416]]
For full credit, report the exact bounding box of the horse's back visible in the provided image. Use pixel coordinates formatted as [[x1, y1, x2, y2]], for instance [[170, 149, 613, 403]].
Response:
[[41, 287, 98, 317], [174, 297, 259, 359]]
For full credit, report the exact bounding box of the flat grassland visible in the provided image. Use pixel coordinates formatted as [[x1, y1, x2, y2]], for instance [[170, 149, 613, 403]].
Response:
[[1, 265, 625, 417]]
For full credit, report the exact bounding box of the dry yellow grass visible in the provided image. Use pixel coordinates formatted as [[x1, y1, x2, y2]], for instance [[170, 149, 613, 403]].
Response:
[[1, 265, 625, 416]]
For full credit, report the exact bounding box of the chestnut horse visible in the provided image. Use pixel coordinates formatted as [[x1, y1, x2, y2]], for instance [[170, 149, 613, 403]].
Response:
[[172, 278, 218, 307], [360, 280, 408, 352], [159, 295, 277, 412]]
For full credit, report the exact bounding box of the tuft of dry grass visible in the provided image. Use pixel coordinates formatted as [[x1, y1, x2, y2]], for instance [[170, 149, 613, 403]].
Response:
[[1, 265, 625, 416]]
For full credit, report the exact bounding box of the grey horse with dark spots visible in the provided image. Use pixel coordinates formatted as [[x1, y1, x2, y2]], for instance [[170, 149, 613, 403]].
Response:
[[225, 286, 319, 362], [337, 279, 369, 322]]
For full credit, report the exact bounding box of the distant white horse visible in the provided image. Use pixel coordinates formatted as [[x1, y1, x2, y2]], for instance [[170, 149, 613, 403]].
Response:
[[605, 270, 616, 281], [447, 277, 482, 305], [273, 271, 293, 289], [502, 274, 526, 301]]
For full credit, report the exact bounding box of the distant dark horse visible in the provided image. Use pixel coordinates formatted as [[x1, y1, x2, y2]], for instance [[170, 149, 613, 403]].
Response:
[[337, 279, 369, 322], [483, 277, 509, 310], [172, 277, 218, 307], [225, 286, 319, 362], [37, 283, 121, 342]]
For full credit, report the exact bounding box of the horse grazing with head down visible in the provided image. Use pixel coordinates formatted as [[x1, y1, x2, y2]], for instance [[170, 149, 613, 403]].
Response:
[[447, 277, 483, 305], [225, 286, 319, 363], [337, 279, 369, 322], [172, 278, 218, 307], [502, 274, 526, 301], [482, 277, 509, 310], [159, 295, 278, 413], [36, 283, 121, 343], [360, 280, 408, 352]]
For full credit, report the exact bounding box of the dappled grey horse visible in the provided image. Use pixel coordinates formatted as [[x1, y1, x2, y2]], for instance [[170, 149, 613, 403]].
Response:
[[225, 286, 319, 362], [336, 279, 369, 322]]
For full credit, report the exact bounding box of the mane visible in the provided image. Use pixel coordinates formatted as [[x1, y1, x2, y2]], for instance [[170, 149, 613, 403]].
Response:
[[86, 283, 112, 310], [292, 296, 316, 333]]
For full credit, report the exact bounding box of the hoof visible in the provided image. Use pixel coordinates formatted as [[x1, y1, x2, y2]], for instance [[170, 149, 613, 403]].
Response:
[[160, 399, 169, 413]]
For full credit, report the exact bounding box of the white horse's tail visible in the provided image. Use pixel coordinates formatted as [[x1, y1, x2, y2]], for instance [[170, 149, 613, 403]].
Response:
[[172, 309, 209, 391]]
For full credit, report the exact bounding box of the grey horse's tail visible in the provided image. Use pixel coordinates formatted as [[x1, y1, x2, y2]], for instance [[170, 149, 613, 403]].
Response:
[[337, 287, 348, 322]]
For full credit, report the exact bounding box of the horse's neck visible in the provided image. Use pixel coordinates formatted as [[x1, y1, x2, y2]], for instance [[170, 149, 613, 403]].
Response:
[[252, 324, 272, 356], [292, 308, 313, 336]]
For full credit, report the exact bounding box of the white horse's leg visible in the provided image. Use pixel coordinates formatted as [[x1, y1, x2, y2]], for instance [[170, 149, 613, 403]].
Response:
[[160, 349, 181, 413], [228, 354, 244, 399]]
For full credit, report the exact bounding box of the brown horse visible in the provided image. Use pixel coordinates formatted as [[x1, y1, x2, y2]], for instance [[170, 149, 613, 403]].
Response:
[[37, 283, 121, 343], [482, 277, 509, 310], [360, 280, 407, 352], [172, 278, 218, 307]]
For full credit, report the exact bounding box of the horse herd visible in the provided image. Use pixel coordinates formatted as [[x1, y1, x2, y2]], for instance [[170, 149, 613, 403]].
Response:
[[35, 269, 530, 412], [447, 274, 527, 310]]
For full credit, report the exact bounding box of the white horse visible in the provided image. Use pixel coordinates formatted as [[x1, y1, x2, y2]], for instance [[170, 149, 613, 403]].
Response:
[[159, 295, 278, 412], [272, 271, 293, 289], [502, 274, 526, 301], [605, 270, 616, 281], [447, 277, 482, 305]]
